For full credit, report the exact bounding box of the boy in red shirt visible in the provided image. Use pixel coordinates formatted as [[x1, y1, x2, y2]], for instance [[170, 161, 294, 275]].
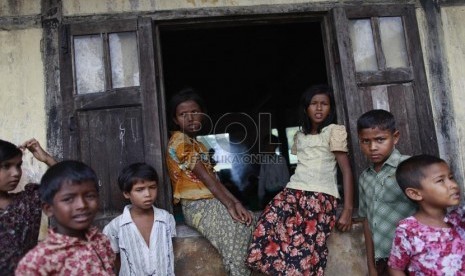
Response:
[[16, 160, 115, 275]]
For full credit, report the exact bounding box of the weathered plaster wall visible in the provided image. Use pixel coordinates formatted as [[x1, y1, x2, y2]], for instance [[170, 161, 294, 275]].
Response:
[[0, 26, 49, 239], [415, 3, 465, 189], [0, 0, 40, 16], [441, 6, 465, 185], [0, 28, 49, 187], [62, 0, 415, 15], [62, 0, 331, 15], [0, 0, 47, 185]]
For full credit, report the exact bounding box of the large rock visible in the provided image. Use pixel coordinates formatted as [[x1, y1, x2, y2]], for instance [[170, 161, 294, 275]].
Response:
[[173, 221, 368, 276]]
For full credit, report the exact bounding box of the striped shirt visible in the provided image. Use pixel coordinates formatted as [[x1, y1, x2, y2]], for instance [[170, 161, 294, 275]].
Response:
[[103, 205, 176, 276], [358, 149, 417, 259]]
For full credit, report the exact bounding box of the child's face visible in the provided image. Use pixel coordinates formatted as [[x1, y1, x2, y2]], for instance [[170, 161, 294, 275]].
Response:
[[0, 155, 22, 193], [174, 100, 204, 137], [416, 162, 461, 207], [358, 127, 399, 171], [44, 180, 99, 238], [123, 180, 157, 210], [306, 94, 331, 129]]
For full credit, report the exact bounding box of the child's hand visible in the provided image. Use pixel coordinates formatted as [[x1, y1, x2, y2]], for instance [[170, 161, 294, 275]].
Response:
[[336, 208, 353, 232], [227, 202, 253, 226], [20, 138, 56, 166], [234, 202, 253, 226]]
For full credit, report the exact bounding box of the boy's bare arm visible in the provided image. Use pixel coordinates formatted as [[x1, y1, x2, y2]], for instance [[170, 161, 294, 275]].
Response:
[[363, 219, 377, 276]]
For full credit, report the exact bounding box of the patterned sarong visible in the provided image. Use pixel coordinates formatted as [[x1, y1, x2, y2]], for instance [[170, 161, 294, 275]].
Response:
[[181, 198, 255, 276]]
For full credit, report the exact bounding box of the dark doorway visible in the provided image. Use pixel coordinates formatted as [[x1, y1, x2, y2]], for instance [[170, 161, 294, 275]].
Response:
[[160, 21, 327, 211]]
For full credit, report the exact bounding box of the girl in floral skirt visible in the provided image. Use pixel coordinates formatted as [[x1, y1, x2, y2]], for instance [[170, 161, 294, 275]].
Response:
[[246, 84, 354, 275]]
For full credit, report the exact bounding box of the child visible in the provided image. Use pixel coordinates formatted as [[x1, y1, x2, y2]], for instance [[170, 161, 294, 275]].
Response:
[[0, 138, 56, 275], [103, 163, 176, 275], [388, 155, 465, 275], [357, 109, 417, 275], [15, 160, 115, 275], [246, 84, 354, 275], [166, 87, 254, 276]]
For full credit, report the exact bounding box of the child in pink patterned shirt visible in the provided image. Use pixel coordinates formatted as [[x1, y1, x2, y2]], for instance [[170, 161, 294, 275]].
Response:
[[388, 154, 465, 275], [15, 160, 115, 275]]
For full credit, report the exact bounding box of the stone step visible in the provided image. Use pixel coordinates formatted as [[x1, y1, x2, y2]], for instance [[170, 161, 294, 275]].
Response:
[[174, 222, 368, 276], [174, 224, 227, 275]]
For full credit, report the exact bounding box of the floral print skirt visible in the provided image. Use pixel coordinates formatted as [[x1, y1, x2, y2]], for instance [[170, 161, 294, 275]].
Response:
[[246, 188, 337, 276]]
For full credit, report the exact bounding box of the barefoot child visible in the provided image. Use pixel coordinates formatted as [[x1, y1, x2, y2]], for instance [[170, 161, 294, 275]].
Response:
[[0, 138, 56, 275], [103, 163, 176, 275], [15, 160, 115, 275], [246, 84, 354, 275], [388, 154, 465, 275]]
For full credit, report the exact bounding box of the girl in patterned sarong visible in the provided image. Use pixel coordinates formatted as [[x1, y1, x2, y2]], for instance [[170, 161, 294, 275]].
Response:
[[246, 84, 354, 275], [166, 88, 255, 276]]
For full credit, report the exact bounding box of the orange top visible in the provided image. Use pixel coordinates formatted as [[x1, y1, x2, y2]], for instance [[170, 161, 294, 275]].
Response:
[[166, 131, 215, 204]]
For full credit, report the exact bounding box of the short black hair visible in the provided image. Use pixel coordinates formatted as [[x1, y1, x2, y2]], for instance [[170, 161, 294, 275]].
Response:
[[357, 109, 396, 133], [0, 139, 22, 163], [168, 87, 207, 131], [299, 84, 336, 134], [39, 160, 99, 204], [396, 154, 447, 193], [118, 162, 159, 193]]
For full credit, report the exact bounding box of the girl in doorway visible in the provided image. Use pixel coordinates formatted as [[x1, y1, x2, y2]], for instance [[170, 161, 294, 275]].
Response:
[[166, 88, 255, 276], [245, 84, 354, 275], [0, 138, 56, 275]]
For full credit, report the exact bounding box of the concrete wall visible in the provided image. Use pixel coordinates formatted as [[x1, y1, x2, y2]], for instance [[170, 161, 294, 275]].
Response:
[[0, 3, 49, 237], [0, 0, 40, 16], [0, 28, 48, 187], [441, 6, 465, 182], [415, 3, 465, 188], [62, 0, 331, 15]]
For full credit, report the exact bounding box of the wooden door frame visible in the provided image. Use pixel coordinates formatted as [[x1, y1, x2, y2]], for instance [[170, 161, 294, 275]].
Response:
[[152, 14, 334, 209], [328, 5, 439, 207], [58, 17, 172, 213]]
